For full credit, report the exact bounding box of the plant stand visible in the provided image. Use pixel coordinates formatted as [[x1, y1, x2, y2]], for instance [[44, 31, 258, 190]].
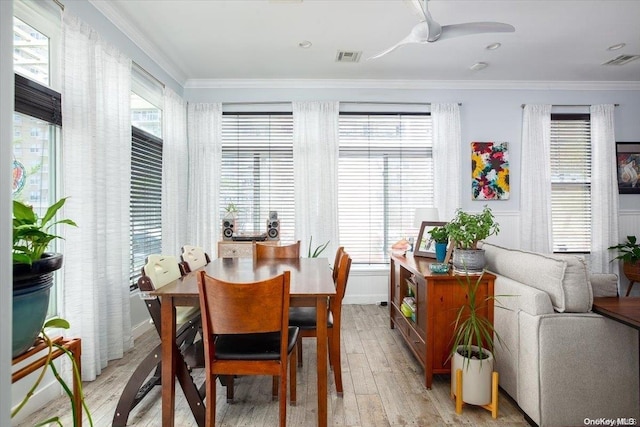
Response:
[[451, 368, 499, 419], [12, 336, 82, 426]]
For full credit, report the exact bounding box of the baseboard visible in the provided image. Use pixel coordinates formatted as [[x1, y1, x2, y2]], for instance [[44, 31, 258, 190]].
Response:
[[132, 319, 154, 340]]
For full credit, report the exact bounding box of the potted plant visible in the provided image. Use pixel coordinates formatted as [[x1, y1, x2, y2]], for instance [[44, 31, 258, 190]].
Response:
[[428, 226, 449, 263], [608, 235, 640, 296], [13, 197, 77, 357], [448, 271, 504, 413], [445, 206, 499, 274]]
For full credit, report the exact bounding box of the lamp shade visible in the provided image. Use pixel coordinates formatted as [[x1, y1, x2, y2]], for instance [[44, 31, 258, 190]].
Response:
[[413, 207, 439, 227]]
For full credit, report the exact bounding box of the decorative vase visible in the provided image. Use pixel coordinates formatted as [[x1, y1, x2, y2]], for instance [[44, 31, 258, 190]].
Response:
[[450, 345, 494, 406], [12, 253, 63, 358], [452, 249, 485, 274], [435, 242, 447, 263]]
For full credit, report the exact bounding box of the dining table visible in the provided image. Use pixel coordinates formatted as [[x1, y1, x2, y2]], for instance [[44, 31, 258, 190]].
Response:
[[150, 256, 336, 427]]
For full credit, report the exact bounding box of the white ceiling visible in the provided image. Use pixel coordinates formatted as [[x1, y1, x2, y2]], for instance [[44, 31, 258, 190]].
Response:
[[91, 0, 640, 87]]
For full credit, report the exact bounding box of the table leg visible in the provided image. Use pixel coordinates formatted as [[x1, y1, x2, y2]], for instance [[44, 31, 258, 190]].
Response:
[[316, 296, 328, 426], [161, 296, 177, 427]]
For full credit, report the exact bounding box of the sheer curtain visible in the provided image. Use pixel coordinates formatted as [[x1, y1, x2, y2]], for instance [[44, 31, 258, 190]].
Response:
[[292, 101, 340, 258], [590, 104, 619, 273], [431, 103, 461, 220], [520, 105, 552, 253], [186, 103, 222, 256], [162, 88, 188, 255], [61, 14, 132, 380]]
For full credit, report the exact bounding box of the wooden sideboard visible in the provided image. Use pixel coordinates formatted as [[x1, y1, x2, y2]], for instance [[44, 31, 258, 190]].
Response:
[[217, 240, 279, 258], [389, 252, 495, 389]]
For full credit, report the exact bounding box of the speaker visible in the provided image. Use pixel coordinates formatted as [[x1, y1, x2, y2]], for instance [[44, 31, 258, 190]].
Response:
[[222, 219, 235, 240], [266, 218, 280, 241]]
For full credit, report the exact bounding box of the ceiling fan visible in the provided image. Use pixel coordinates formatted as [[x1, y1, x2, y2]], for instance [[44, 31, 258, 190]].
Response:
[[369, 0, 515, 60]]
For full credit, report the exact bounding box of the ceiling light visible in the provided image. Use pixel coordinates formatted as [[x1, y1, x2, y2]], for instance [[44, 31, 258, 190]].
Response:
[[607, 43, 626, 51], [298, 40, 312, 48], [470, 62, 488, 71], [486, 43, 501, 51]]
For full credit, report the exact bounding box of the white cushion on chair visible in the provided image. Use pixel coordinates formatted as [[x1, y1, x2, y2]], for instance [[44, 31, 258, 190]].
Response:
[[181, 245, 208, 271]]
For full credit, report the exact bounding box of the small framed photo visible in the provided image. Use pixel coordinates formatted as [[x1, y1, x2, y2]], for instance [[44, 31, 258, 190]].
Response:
[[414, 221, 447, 258], [616, 142, 640, 194]]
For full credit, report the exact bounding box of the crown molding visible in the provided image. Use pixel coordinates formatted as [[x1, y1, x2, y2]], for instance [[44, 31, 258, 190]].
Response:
[[88, 0, 187, 86], [184, 78, 640, 91]]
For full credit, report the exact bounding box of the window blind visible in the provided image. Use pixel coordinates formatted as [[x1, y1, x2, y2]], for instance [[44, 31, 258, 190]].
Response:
[[221, 113, 295, 241], [338, 113, 433, 264], [129, 127, 163, 290], [550, 114, 591, 253]]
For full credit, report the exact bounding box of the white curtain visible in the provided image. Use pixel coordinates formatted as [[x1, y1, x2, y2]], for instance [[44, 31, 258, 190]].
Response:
[[520, 105, 552, 253], [292, 101, 340, 258], [61, 14, 132, 380], [432, 103, 461, 221], [590, 104, 619, 273], [186, 103, 222, 256], [162, 88, 188, 256]]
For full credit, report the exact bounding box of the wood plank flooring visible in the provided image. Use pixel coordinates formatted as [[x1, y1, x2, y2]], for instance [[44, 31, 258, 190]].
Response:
[[16, 304, 530, 426]]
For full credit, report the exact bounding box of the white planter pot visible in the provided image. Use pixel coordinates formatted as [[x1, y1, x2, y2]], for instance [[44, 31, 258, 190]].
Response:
[[450, 345, 494, 406]]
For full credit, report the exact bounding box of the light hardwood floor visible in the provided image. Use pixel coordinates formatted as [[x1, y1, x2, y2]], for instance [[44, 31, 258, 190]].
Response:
[[17, 304, 530, 426]]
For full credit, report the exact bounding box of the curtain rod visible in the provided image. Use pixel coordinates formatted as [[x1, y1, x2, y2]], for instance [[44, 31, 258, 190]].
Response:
[[521, 103, 619, 108], [221, 101, 462, 106], [53, 0, 64, 10]]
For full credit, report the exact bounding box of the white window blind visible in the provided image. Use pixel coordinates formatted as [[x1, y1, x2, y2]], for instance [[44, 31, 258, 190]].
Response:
[[339, 113, 434, 264], [550, 114, 591, 253], [129, 127, 163, 289], [221, 113, 295, 241]]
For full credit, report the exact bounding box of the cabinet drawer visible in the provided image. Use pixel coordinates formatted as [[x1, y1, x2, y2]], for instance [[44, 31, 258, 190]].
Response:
[[407, 325, 426, 362], [391, 305, 409, 337], [218, 242, 253, 258]]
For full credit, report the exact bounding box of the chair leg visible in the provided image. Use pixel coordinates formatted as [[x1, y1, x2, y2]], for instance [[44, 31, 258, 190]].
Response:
[[290, 344, 297, 405], [330, 328, 343, 396], [296, 335, 303, 367], [626, 281, 636, 296], [272, 376, 279, 401], [206, 374, 216, 427], [279, 371, 287, 427]]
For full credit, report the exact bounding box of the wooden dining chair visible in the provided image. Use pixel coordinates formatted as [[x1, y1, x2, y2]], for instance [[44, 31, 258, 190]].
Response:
[[198, 270, 299, 427], [113, 255, 204, 427], [288, 250, 352, 395], [332, 246, 345, 282], [254, 240, 301, 260], [180, 244, 212, 273]]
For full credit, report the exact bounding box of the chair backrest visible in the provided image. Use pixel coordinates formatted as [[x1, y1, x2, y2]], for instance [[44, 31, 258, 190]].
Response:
[[332, 246, 345, 283], [142, 254, 182, 290], [254, 241, 301, 260], [198, 271, 291, 336], [180, 245, 210, 272], [334, 251, 352, 303]]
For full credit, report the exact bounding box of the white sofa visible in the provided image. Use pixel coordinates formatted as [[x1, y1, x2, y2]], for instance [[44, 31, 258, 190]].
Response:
[[479, 242, 640, 427]]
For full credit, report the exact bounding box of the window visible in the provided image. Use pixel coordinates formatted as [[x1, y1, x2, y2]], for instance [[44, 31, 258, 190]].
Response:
[[220, 113, 295, 241], [550, 114, 591, 253], [129, 63, 164, 290], [13, 16, 50, 86], [338, 113, 434, 264]]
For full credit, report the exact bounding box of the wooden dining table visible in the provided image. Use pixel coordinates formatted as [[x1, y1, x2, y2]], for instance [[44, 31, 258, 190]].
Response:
[[150, 256, 336, 427]]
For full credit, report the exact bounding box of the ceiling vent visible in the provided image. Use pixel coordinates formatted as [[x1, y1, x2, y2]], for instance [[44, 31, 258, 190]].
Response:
[[335, 51, 362, 63], [602, 54, 640, 66]]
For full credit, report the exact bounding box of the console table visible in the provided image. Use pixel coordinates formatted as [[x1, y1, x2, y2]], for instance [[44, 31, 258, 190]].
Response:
[[389, 252, 495, 389]]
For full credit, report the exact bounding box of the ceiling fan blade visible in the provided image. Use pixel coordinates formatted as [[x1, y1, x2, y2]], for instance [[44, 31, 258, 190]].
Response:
[[368, 22, 429, 60], [404, 0, 428, 21], [438, 22, 515, 41]]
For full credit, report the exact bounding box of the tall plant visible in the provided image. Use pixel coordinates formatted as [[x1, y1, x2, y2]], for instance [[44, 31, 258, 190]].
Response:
[[445, 206, 499, 250]]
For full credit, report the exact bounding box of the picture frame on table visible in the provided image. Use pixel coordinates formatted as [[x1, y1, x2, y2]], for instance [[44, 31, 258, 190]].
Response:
[[616, 142, 640, 194], [414, 221, 447, 258]]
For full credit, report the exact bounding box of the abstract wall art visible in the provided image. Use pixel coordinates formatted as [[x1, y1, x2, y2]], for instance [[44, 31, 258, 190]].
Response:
[[471, 142, 510, 200]]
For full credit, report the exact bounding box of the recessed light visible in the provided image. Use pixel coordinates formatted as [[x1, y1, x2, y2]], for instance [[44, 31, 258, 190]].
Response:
[[607, 43, 626, 51], [470, 62, 488, 71], [298, 40, 312, 48], [486, 43, 501, 51]]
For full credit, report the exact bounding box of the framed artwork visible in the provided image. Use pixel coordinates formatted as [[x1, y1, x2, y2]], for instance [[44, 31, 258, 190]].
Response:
[[414, 221, 447, 258], [616, 142, 640, 194], [471, 142, 510, 200]]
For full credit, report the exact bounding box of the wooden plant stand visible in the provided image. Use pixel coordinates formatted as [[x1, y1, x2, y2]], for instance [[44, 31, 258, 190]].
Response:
[[451, 369, 499, 419], [12, 337, 82, 426]]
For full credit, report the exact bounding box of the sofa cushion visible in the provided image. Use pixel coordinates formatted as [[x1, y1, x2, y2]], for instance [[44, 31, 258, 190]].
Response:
[[480, 242, 592, 313]]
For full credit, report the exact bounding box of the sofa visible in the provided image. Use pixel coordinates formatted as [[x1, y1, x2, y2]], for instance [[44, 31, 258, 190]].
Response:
[[479, 242, 640, 427]]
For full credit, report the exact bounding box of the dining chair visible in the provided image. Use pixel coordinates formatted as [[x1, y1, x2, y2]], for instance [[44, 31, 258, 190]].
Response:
[[288, 250, 352, 395], [180, 244, 212, 273], [113, 255, 204, 427], [254, 240, 301, 260], [197, 270, 299, 427], [332, 246, 345, 282]]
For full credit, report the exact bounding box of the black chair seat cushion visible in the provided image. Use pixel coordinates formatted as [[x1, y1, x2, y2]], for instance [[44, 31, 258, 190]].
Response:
[[214, 326, 300, 360], [288, 307, 333, 330]]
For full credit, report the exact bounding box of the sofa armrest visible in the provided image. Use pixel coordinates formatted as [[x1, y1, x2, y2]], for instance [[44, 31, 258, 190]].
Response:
[[590, 273, 619, 297], [518, 311, 639, 427]]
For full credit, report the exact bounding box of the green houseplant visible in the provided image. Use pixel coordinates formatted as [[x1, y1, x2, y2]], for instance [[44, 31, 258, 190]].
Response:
[[445, 206, 499, 273], [13, 197, 77, 357], [608, 235, 640, 296]]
